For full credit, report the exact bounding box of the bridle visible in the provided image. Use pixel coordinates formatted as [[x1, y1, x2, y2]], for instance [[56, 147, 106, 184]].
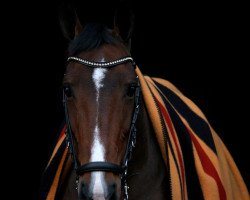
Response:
[[63, 56, 141, 200]]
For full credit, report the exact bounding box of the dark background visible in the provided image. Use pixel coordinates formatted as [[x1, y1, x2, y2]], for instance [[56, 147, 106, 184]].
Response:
[[8, 0, 248, 199]]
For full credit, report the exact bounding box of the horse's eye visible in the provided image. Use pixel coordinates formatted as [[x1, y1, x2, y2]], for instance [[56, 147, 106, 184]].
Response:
[[127, 84, 136, 97], [63, 84, 73, 98]]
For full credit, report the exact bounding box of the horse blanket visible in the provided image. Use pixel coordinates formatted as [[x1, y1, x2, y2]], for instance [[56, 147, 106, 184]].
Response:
[[40, 67, 249, 200]]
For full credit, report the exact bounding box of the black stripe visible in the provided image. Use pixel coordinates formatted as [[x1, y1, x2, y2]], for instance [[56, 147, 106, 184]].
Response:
[[154, 80, 217, 153], [158, 90, 204, 199], [38, 139, 66, 200]]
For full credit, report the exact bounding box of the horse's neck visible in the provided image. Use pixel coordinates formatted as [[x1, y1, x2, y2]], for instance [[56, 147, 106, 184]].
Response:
[[127, 102, 169, 200]]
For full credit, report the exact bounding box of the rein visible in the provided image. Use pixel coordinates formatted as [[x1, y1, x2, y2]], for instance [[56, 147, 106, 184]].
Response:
[[63, 56, 141, 200]]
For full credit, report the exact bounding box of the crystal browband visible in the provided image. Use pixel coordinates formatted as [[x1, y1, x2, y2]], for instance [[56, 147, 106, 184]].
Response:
[[67, 56, 134, 68]]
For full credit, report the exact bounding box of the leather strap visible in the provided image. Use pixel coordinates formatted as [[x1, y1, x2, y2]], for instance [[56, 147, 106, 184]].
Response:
[[76, 162, 123, 175]]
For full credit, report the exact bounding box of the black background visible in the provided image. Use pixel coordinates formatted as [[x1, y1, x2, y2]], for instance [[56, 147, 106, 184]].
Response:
[[7, 0, 249, 199]]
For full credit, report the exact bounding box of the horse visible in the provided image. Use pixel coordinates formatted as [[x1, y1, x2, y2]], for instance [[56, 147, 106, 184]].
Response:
[[40, 3, 249, 200]]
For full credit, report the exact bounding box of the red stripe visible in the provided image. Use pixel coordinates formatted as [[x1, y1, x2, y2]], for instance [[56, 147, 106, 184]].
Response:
[[156, 98, 186, 199], [58, 125, 66, 140], [186, 127, 226, 200]]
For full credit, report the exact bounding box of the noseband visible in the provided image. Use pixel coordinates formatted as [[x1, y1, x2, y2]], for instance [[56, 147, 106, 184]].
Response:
[[63, 56, 141, 200]]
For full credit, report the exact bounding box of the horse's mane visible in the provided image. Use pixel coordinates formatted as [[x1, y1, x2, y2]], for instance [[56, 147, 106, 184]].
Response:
[[68, 23, 122, 56]]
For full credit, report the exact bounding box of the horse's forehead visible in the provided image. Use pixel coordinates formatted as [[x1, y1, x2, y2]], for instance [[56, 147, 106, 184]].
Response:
[[78, 44, 129, 61], [66, 49, 133, 82]]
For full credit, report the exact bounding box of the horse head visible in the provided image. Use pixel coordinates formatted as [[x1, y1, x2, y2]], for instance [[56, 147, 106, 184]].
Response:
[[60, 3, 137, 199]]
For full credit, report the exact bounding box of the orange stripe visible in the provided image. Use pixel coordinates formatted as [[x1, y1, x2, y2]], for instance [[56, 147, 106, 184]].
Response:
[[135, 68, 168, 165], [46, 148, 68, 200]]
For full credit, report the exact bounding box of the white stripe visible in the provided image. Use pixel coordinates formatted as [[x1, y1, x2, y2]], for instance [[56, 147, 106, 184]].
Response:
[[90, 67, 108, 198], [91, 126, 105, 162], [92, 68, 107, 101], [91, 172, 106, 199]]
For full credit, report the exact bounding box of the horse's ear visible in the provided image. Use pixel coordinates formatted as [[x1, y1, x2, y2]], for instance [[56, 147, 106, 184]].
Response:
[[58, 2, 83, 40], [114, 2, 134, 50]]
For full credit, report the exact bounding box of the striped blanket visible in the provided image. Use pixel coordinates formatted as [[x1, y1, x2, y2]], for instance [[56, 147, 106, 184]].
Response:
[[40, 67, 249, 200]]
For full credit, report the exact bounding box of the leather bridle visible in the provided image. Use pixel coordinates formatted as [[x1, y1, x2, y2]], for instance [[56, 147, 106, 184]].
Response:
[[63, 56, 141, 200]]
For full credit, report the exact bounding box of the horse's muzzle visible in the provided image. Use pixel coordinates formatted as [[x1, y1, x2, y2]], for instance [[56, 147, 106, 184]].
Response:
[[79, 180, 119, 200]]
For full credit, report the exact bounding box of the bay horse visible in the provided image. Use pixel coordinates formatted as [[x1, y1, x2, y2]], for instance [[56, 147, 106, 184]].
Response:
[[60, 26, 169, 200], [40, 3, 249, 200]]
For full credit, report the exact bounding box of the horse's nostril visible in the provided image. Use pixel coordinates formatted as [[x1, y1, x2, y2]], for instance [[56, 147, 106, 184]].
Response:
[[80, 182, 91, 199], [107, 183, 117, 200]]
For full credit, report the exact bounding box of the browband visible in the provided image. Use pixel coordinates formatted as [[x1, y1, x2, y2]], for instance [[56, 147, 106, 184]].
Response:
[[67, 56, 135, 68]]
